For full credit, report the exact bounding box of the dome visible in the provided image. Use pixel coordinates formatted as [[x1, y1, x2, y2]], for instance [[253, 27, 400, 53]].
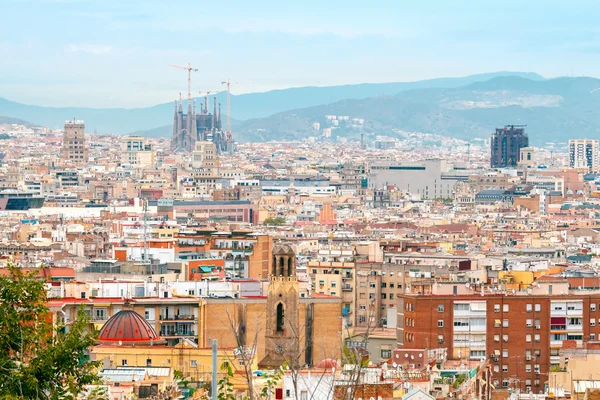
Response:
[[315, 358, 340, 370], [97, 309, 165, 346]]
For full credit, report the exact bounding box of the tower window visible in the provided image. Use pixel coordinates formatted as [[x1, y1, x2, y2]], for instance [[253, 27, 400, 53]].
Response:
[[276, 303, 284, 332]]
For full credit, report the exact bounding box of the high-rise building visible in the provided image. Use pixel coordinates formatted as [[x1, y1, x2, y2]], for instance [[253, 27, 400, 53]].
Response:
[[490, 125, 528, 168], [61, 120, 87, 164], [569, 139, 599, 171]]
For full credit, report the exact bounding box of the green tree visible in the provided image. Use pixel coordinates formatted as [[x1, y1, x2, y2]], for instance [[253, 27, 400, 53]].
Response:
[[0, 262, 101, 399], [263, 216, 286, 226]]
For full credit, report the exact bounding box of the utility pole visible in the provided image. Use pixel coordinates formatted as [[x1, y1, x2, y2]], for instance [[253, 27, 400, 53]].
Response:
[[211, 339, 218, 400]]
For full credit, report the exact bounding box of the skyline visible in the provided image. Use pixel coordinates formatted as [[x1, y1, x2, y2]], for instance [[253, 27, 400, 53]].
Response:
[[2, 0, 600, 108]]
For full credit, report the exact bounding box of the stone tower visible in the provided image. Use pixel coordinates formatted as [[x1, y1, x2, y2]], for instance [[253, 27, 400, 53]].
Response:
[[258, 243, 301, 368]]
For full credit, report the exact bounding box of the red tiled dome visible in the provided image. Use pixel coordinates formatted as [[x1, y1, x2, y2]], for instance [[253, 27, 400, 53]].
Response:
[[315, 358, 340, 369], [97, 310, 164, 346]]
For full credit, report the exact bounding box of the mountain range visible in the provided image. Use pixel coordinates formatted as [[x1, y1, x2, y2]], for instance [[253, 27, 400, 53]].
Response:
[[2, 71, 599, 143], [0, 71, 542, 133], [237, 75, 600, 144]]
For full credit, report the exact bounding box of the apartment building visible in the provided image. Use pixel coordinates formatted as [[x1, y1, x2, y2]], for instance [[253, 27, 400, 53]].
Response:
[[398, 279, 599, 393], [569, 139, 599, 171], [307, 261, 355, 328]]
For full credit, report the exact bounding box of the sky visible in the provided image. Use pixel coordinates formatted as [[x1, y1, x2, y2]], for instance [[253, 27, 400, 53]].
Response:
[[1, 0, 600, 108]]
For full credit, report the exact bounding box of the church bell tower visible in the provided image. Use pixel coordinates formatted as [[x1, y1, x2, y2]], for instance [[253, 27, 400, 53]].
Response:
[[258, 243, 300, 369]]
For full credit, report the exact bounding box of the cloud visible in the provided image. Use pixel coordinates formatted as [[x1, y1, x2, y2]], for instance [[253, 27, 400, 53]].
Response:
[[65, 43, 112, 55]]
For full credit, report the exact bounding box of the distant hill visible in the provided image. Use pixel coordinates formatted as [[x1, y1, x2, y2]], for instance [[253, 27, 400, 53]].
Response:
[[0, 71, 544, 134], [236, 76, 600, 144], [0, 116, 37, 127]]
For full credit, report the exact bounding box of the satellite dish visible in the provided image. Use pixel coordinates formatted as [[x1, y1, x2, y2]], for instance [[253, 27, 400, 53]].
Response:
[[392, 362, 397, 368]]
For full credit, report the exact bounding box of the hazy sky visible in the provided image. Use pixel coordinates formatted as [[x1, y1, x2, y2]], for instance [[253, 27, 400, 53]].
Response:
[[2, 0, 599, 108]]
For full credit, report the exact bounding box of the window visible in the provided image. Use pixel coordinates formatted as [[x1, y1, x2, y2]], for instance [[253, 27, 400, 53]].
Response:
[[276, 303, 285, 332], [526, 334, 532, 342], [535, 304, 541, 312], [146, 359, 152, 366], [526, 319, 533, 327], [438, 305, 445, 312], [502, 380, 509, 388], [494, 320, 501, 328], [493, 365, 500, 373], [191, 360, 197, 367], [438, 320, 444, 328], [502, 349, 508, 358], [359, 305, 366, 310], [526, 304, 533, 312], [534, 364, 540, 373], [535, 334, 540, 342], [438, 334, 444, 344], [526, 364, 532, 373], [591, 318, 596, 327], [381, 349, 392, 359], [122, 359, 128, 366], [591, 304, 597, 312], [502, 365, 508, 372], [503, 304, 509, 312], [503, 319, 509, 328], [494, 334, 500, 342], [592, 333, 596, 340], [494, 304, 500, 312], [503, 334, 508, 343]]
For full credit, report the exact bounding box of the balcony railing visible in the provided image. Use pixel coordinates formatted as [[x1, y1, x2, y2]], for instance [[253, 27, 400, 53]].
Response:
[[160, 330, 197, 337], [159, 315, 197, 321]]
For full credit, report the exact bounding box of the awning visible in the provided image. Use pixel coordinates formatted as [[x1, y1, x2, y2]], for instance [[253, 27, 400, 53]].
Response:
[[94, 322, 105, 330], [494, 350, 500, 356], [440, 371, 459, 377], [495, 319, 501, 324], [551, 317, 566, 324]]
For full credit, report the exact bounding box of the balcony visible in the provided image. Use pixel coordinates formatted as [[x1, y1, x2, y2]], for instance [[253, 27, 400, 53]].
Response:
[[92, 315, 108, 322], [160, 330, 197, 337], [342, 286, 352, 292], [159, 315, 197, 321], [550, 340, 563, 347]]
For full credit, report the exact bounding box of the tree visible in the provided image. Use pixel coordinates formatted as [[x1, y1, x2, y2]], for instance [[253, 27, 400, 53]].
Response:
[[263, 217, 286, 226], [0, 262, 101, 399]]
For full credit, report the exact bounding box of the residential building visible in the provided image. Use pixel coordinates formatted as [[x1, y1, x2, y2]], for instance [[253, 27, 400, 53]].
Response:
[[569, 139, 599, 171]]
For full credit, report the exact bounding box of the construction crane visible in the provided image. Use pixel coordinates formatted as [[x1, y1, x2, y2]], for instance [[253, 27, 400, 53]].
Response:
[[221, 79, 238, 136], [170, 62, 198, 106]]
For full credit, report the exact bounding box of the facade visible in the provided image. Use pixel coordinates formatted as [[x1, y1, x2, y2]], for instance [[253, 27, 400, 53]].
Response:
[[519, 147, 535, 167], [368, 159, 461, 200], [120, 136, 156, 167], [490, 125, 529, 168], [569, 139, 599, 171], [398, 285, 600, 393], [61, 120, 87, 164], [191, 141, 220, 196]]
